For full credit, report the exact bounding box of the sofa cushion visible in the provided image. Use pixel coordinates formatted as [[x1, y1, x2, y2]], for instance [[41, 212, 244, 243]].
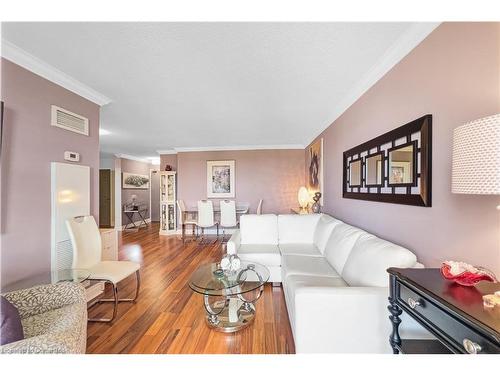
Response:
[[240, 214, 278, 245], [279, 243, 322, 257], [237, 244, 281, 267], [278, 214, 320, 244], [0, 296, 24, 345], [323, 223, 365, 274], [282, 255, 340, 278], [284, 275, 348, 329], [313, 214, 342, 254], [342, 233, 417, 287]]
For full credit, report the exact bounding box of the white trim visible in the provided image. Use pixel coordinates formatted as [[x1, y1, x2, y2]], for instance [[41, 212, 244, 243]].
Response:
[[157, 150, 178, 155], [304, 22, 440, 146], [1, 39, 112, 106], [114, 153, 151, 163], [174, 144, 305, 153], [114, 158, 122, 230]]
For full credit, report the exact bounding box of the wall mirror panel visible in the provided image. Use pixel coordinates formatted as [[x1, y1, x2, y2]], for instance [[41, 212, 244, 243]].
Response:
[[388, 142, 417, 186], [349, 159, 362, 187], [343, 115, 432, 207], [365, 152, 383, 186]]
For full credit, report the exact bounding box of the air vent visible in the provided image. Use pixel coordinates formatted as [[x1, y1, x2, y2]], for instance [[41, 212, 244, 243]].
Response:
[[51, 105, 89, 136]]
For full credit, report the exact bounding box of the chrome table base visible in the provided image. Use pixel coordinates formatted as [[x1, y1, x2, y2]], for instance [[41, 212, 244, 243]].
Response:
[[204, 297, 256, 333]]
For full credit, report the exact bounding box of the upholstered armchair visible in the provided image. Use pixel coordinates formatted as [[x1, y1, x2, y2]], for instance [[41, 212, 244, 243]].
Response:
[[0, 282, 87, 354]]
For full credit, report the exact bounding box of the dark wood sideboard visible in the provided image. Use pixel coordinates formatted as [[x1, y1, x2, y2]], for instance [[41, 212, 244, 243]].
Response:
[[387, 268, 500, 354]]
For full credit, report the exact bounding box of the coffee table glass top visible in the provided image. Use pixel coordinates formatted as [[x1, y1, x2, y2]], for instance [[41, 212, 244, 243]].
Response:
[[189, 261, 269, 297], [2, 269, 91, 293]]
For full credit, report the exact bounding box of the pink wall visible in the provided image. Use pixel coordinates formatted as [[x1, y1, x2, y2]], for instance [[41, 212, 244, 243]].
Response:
[[1, 59, 100, 287], [160, 154, 178, 172], [120, 158, 153, 222], [177, 149, 305, 214], [307, 23, 500, 274]]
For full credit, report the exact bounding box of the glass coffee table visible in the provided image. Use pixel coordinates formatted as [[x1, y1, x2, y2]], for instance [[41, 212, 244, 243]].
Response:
[[188, 261, 270, 333]]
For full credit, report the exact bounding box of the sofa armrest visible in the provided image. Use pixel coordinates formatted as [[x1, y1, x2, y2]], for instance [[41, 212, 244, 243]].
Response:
[[293, 286, 427, 353], [2, 282, 86, 320], [0, 333, 75, 354], [226, 230, 241, 255]]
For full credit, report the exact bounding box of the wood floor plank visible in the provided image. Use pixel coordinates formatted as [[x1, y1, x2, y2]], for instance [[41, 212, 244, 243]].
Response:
[[87, 223, 295, 354]]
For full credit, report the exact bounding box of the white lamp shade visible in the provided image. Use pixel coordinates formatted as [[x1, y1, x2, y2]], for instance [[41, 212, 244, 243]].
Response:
[[298, 186, 310, 208], [452, 114, 500, 194]]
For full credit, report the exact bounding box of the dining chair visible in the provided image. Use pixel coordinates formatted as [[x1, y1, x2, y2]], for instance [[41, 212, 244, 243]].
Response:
[[177, 199, 198, 241], [66, 216, 141, 323], [256, 199, 263, 215], [219, 200, 238, 242], [197, 200, 219, 243]]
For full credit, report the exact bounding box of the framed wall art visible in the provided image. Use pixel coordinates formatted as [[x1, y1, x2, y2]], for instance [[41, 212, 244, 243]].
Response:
[[307, 137, 323, 203], [122, 172, 150, 189], [207, 160, 235, 198]]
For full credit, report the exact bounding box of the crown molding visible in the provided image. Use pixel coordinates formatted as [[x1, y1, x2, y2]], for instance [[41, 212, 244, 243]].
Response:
[[114, 153, 152, 163], [1, 39, 112, 106], [156, 150, 178, 155], [173, 144, 305, 153], [304, 22, 441, 147]]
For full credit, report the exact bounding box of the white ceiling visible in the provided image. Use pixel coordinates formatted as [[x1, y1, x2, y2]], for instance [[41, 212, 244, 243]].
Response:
[[2, 22, 437, 159]]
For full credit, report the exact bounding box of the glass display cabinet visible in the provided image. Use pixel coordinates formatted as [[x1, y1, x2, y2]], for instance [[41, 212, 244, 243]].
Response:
[[159, 171, 177, 235]]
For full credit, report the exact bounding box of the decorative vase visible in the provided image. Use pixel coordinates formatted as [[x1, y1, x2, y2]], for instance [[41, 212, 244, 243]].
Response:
[[165, 164, 172, 171], [311, 192, 322, 213], [440, 261, 497, 286]]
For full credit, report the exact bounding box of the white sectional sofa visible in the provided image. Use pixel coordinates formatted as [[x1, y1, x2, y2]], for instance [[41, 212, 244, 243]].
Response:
[[227, 213, 426, 353]]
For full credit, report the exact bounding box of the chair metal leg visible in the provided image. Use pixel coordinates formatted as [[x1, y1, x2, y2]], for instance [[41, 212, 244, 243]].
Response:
[[98, 271, 141, 303], [88, 282, 118, 323], [88, 271, 140, 323]]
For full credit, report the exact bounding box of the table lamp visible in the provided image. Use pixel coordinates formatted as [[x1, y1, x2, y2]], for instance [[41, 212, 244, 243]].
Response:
[[452, 113, 500, 205], [451, 113, 500, 304], [298, 186, 310, 210]]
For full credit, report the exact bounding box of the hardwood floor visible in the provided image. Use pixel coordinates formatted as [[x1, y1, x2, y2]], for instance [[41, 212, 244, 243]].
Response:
[[86, 223, 295, 354]]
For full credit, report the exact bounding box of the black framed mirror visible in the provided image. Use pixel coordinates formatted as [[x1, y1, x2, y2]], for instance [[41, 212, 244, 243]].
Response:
[[343, 115, 432, 207]]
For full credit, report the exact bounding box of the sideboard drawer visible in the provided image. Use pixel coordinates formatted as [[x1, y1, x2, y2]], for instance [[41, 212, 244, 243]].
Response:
[[398, 283, 500, 354]]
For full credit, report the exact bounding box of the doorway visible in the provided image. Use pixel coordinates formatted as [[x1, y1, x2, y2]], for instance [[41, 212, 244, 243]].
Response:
[[150, 169, 160, 222], [99, 169, 115, 228]]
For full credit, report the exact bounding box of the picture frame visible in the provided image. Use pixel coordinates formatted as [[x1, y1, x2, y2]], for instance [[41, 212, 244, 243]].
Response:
[[122, 172, 150, 189], [307, 137, 324, 204], [207, 160, 235, 198]]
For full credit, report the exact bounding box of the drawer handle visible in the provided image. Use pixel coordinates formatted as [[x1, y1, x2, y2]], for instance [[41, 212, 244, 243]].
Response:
[[407, 297, 421, 309], [463, 339, 482, 354]]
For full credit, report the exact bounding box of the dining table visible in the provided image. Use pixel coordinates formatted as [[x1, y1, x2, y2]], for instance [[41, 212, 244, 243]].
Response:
[[180, 202, 250, 240]]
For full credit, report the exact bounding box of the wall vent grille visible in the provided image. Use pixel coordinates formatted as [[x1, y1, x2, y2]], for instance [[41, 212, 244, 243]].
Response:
[[51, 105, 89, 136], [54, 239, 73, 271]]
